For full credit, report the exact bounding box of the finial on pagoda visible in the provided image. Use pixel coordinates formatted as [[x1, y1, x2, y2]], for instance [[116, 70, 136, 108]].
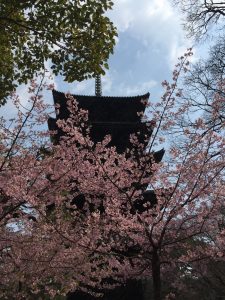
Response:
[[95, 74, 102, 97]]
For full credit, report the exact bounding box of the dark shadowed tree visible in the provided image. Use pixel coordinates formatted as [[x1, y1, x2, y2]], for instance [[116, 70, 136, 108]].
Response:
[[173, 0, 225, 40], [180, 38, 225, 134]]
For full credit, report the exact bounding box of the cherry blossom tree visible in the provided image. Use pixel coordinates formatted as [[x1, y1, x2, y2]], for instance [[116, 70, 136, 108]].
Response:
[[0, 50, 224, 300]]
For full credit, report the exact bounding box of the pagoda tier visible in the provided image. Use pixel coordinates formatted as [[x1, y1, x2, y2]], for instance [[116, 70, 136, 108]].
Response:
[[52, 89, 149, 122], [48, 90, 153, 153], [48, 117, 154, 153]]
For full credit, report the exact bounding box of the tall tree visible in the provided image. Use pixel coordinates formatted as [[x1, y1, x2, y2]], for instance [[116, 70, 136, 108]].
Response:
[[0, 0, 117, 105], [176, 40, 225, 137], [0, 51, 224, 300], [173, 0, 225, 40]]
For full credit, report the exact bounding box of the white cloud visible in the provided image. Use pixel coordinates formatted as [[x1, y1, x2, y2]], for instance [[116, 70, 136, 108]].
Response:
[[0, 0, 193, 119], [109, 0, 189, 70], [0, 70, 56, 119], [102, 72, 113, 94], [52, 0, 191, 97], [72, 80, 93, 95], [110, 0, 179, 36], [118, 80, 158, 96]]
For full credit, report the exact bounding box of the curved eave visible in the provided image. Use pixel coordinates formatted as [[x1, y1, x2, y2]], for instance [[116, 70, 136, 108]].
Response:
[[47, 117, 154, 151], [52, 89, 150, 102], [153, 148, 165, 163], [51, 89, 149, 122]]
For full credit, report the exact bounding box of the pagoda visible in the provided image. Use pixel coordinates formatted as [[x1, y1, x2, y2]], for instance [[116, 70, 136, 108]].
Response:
[[48, 91, 152, 154], [47, 78, 164, 300], [48, 80, 164, 159]]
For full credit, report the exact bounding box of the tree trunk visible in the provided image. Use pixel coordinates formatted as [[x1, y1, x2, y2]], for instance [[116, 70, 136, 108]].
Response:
[[151, 249, 161, 300]]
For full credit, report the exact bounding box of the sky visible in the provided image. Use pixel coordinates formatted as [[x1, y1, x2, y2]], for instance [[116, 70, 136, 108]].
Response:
[[1, 0, 204, 118], [55, 0, 194, 102]]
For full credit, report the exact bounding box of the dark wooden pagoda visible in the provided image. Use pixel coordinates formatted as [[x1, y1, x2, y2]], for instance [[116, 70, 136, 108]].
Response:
[[49, 90, 154, 153], [48, 82, 164, 300]]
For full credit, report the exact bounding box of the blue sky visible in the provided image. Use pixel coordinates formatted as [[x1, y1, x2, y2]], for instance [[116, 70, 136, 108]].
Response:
[[55, 0, 194, 101], [2, 0, 206, 118]]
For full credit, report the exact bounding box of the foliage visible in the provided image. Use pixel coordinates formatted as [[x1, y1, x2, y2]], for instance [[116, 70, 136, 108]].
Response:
[[0, 52, 225, 300], [0, 0, 117, 105]]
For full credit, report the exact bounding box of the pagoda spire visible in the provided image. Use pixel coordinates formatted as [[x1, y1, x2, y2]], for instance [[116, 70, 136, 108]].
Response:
[[95, 74, 102, 96]]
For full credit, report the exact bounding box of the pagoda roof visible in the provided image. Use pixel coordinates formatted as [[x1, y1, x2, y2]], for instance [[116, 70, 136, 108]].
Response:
[[52, 89, 150, 102], [52, 90, 150, 122], [48, 117, 154, 153]]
